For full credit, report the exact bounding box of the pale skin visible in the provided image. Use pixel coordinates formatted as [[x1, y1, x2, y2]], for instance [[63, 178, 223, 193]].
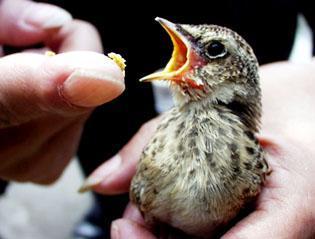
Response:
[[87, 59, 315, 239], [0, 0, 125, 184]]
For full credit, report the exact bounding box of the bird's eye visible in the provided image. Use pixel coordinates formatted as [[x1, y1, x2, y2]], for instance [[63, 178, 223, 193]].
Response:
[[206, 41, 227, 59]]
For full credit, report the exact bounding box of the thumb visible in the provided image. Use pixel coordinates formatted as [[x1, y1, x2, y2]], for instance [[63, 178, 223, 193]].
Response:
[[79, 117, 161, 194], [0, 0, 72, 46], [0, 51, 124, 127]]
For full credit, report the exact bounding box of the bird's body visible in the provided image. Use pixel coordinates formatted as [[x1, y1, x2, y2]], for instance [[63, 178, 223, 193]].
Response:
[[130, 18, 269, 238], [131, 101, 267, 238]]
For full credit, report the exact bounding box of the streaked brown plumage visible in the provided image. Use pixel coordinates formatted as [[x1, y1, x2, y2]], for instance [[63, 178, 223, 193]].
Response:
[[130, 18, 269, 238]]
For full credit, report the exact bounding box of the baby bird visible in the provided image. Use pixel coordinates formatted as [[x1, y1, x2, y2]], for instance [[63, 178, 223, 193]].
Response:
[[130, 18, 269, 238]]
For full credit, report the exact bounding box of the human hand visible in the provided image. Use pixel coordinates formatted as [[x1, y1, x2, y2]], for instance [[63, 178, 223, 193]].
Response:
[[84, 60, 315, 239], [0, 0, 125, 184]]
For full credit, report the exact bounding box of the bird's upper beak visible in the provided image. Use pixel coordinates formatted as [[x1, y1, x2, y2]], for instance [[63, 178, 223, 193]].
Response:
[[140, 18, 200, 86]]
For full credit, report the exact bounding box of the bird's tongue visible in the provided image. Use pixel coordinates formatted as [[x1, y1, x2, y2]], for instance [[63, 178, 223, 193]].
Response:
[[140, 18, 191, 84]]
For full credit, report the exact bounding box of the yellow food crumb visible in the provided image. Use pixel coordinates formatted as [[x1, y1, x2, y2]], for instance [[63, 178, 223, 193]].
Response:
[[108, 52, 126, 72], [45, 51, 56, 57]]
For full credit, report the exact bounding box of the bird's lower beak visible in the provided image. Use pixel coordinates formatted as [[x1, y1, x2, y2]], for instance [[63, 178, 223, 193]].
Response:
[[140, 17, 191, 83]]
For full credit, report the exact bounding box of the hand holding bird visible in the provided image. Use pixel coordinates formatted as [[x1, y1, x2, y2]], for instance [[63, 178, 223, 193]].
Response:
[[86, 60, 315, 239]]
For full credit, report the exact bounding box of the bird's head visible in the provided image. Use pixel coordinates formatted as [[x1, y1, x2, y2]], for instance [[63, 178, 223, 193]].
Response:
[[141, 18, 261, 131]]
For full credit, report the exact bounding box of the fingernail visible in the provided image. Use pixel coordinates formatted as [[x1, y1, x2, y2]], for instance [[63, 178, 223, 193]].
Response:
[[78, 155, 122, 193], [61, 68, 124, 107], [22, 3, 72, 29], [78, 175, 103, 193], [111, 221, 121, 239]]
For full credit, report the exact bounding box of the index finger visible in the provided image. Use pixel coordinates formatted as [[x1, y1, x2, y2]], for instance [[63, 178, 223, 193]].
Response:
[[46, 19, 103, 53], [0, 0, 71, 46]]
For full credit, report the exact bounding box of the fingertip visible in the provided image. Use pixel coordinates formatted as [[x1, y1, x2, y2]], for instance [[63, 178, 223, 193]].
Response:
[[46, 51, 125, 82], [111, 220, 121, 239], [111, 219, 156, 239], [61, 68, 125, 107], [79, 154, 123, 194], [42, 51, 125, 108], [92, 151, 138, 195]]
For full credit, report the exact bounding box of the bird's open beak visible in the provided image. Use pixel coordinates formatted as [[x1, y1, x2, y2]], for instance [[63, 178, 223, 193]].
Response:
[[140, 17, 191, 84]]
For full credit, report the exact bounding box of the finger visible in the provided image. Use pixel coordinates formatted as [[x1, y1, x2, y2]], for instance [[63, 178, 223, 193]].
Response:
[[79, 117, 161, 194], [222, 155, 313, 239], [47, 19, 103, 53], [123, 203, 146, 226], [111, 219, 157, 239], [0, 0, 72, 46], [0, 51, 124, 128]]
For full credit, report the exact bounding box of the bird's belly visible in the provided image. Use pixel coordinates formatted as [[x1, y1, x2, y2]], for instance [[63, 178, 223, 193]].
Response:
[[148, 170, 236, 237]]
